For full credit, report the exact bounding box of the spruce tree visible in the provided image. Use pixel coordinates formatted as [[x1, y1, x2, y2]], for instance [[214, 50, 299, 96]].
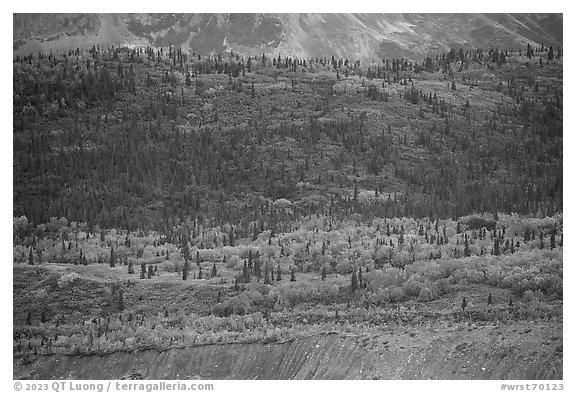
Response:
[[523, 228, 531, 243], [351, 270, 358, 292], [242, 260, 249, 283], [254, 260, 261, 280], [109, 246, 115, 267], [118, 290, 124, 311], [183, 260, 189, 280], [464, 236, 471, 257], [493, 238, 500, 256], [228, 227, 234, 247]]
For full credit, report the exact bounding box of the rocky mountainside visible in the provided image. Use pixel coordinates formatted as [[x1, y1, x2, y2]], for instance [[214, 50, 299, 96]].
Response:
[[13, 13, 562, 60]]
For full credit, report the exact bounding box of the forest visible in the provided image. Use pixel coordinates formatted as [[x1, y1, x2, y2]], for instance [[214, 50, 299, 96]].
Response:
[[13, 43, 562, 231], [13, 41, 563, 369]]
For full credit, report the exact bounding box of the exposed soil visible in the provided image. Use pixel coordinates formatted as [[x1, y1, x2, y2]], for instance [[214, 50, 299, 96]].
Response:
[[15, 321, 561, 380]]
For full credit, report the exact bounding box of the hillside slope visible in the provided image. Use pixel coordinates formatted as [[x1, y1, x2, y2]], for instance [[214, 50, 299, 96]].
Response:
[[15, 324, 562, 380], [13, 13, 563, 60]]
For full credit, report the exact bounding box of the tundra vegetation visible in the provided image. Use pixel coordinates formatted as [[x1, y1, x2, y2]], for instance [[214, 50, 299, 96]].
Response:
[[13, 43, 562, 369]]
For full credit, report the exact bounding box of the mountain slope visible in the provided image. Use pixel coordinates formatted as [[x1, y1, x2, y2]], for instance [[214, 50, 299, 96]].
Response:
[[13, 13, 562, 60]]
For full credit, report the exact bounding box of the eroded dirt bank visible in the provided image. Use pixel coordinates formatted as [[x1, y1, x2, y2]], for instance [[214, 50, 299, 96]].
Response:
[[15, 322, 562, 380]]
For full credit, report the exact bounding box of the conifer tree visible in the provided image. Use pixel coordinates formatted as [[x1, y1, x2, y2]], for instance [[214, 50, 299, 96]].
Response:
[[109, 246, 115, 267], [254, 260, 261, 280], [526, 43, 534, 58], [493, 238, 500, 256], [183, 260, 189, 280], [464, 236, 471, 257], [242, 260, 249, 283], [523, 228, 531, 242], [228, 227, 234, 247], [118, 290, 124, 311]]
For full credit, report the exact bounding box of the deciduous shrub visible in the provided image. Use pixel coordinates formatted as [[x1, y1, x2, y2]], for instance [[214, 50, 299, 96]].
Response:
[[57, 272, 80, 288]]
